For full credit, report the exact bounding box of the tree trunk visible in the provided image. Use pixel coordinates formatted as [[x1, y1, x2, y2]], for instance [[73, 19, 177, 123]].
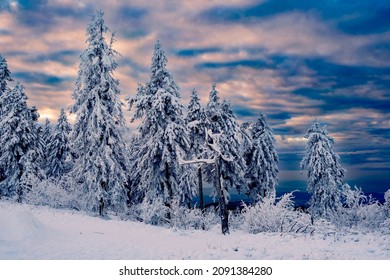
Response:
[[99, 197, 104, 216], [198, 166, 204, 211], [215, 157, 229, 235], [99, 181, 106, 216], [165, 162, 173, 199], [165, 162, 173, 221], [16, 160, 23, 203]]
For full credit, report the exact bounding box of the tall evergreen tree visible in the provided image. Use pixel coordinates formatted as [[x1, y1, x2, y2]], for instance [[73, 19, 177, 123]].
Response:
[[46, 109, 72, 178], [201, 84, 246, 234], [245, 113, 279, 200], [205, 85, 246, 194], [129, 41, 194, 207], [0, 54, 13, 182], [219, 99, 246, 192], [0, 83, 44, 200], [40, 118, 52, 168], [0, 54, 12, 97], [187, 89, 208, 157], [300, 119, 346, 222], [186, 89, 209, 209], [41, 118, 52, 146], [70, 11, 129, 214]]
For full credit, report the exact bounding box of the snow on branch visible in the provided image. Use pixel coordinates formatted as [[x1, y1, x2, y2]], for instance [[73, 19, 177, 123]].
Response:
[[205, 129, 234, 162], [178, 156, 215, 166]]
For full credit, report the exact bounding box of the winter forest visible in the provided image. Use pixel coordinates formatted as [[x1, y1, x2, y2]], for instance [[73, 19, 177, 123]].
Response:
[[1, 10, 390, 248]]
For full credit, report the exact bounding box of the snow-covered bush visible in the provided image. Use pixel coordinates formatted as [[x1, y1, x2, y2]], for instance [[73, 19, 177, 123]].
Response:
[[128, 198, 219, 230], [229, 209, 244, 229], [170, 200, 218, 230], [128, 198, 169, 226], [241, 192, 312, 234], [380, 218, 390, 234], [201, 208, 220, 230], [357, 202, 385, 230], [25, 177, 81, 210], [170, 199, 202, 230], [311, 218, 337, 238], [340, 186, 367, 227], [340, 186, 386, 231], [384, 189, 390, 218]]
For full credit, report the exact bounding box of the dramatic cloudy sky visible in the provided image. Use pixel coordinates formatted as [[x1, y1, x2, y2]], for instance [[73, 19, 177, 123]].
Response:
[[0, 0, 389, 195]]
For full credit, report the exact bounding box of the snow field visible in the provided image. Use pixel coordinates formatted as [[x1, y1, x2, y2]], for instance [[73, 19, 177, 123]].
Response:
[[1, 200, 389, 260]]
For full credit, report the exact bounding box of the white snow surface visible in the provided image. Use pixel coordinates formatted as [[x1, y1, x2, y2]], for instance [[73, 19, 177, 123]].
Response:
[[0, 200, 389, 260]]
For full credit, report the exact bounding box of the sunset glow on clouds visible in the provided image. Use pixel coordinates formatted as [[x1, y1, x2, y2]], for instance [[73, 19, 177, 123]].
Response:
[[1, 0, 389, 193]]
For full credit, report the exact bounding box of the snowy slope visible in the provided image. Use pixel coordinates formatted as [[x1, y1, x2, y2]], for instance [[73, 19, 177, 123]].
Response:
[[0, 200, 389, 260]]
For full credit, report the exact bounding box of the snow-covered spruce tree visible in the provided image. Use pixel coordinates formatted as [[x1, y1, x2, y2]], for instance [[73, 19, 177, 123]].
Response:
[[218, 99, 246, 192], [239, 121, 253, 156], [41, 118, 52, 146], [70, 11, 129, 215], [203, 84, 246, 234], [205, 85, 246, 193], [0, 54, 12, 97], [128, 41, 194, 210], [245, 112, 279, 200], [0, 82, 44, 201], [46, 108, 72, 178], [0, 54, 13, 182], [40, 117, 52, 168], [186, 89, 209, 209], [300, 119, 346, 222]]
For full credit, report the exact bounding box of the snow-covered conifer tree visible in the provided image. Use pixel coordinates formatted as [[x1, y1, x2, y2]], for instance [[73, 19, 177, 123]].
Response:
[[205, 85, 246, 193], [186, 89, 209, 209], [0, 54, 12, 97], [187, 89, 207, 157], [40, 118, 52, 167], [128, 41, 194, 208], [41, 118, 52, 146], [0, 83, 44, 200], [46, 109, 72, 178], [219, 99, 246, 191], [70, 11, 129, 214], [245, 113, 279, 200], [300, 119, 346, 222], [0, 54, 13, 181], [200, 84, 246, 234]]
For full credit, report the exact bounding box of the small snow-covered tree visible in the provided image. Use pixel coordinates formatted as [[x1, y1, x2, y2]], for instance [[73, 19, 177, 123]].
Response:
[[245, 113, 279, 200], [300, 119, 346, 222], [186, 89, 209, 209], [46, 108, 72, 178], [128, 41, 194, 208], [0, 83, 44, 200], [70, 10, 129, 215]]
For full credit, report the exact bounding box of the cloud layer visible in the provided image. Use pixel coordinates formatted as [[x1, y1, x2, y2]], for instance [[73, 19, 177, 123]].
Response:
[[1, 0, 389, 192]]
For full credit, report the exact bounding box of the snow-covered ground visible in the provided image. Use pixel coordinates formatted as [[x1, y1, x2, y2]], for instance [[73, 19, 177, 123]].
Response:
[[0, 200, 389, 260]]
